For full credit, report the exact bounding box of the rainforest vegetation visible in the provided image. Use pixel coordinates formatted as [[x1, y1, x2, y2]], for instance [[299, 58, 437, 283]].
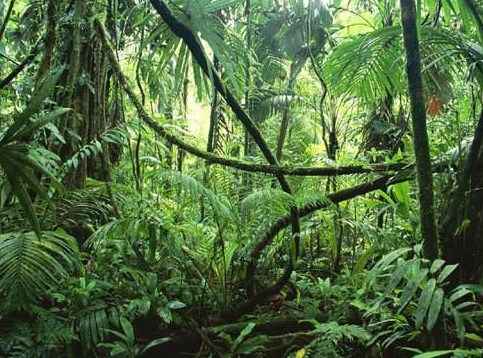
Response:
[[2, 0, 483, 357]]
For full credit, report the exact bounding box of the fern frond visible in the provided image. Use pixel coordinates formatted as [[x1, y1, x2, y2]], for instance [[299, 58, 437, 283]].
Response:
[[240, 188, 295, 219], [150, 170, 236, 221]]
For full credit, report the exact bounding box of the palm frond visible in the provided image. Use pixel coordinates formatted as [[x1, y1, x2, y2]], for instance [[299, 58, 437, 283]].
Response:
[[0, 230, 80, 309], [324, 25, 478, 104], [324, 26, 404, 103], [251, 94, 302, 122]]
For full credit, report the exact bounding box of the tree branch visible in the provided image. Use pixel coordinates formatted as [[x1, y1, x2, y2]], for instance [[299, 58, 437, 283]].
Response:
[[0, 44, 40, 90], [96, 20, 406, 177], [0, 0, 16, 42], [237, 170, 415, 319], [147, 1, 302, 273]]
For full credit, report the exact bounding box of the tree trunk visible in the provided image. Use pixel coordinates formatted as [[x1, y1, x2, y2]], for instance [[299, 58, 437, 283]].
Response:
[[442, 110, 483, 282], [275, 60, 303, 162], [400, 0, 439, 260], [35, 0, 58, 83], [400, 0, 445, 348]]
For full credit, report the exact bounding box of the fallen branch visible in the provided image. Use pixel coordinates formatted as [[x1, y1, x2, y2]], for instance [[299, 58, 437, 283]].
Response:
[[145, 315, 313, 358], [187, 317, 224, 358]]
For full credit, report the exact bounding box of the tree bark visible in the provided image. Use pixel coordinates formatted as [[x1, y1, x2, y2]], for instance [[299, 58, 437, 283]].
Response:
[[442, 110, 483, 282], [400, 0, 446, 348], [35, 0, 58, 83], [275, 61, 304, 162], [400, 0, 439, 260]]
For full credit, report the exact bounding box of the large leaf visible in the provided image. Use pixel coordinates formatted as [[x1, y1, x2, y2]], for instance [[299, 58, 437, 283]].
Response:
[[398, 268, 429, 313], [415, 278, 437, 329], [0, 153, 42, 237], [0, 68, 64, 146], [426, 288, 444, 331], [0, 231, 79, 309], [352, 246, 374, 276], [9, 107, 71, 143], [380, 259, 415, 300]]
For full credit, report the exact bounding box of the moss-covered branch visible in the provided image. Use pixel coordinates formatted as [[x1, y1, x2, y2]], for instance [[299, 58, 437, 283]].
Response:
[[96, 20, 405, 177], [239, 170, 415, 319]]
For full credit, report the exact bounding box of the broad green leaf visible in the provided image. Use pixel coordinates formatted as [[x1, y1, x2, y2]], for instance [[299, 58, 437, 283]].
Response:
[[412, 349, 483, 358], [7, 157, 52, 206], [141, 337, 172, 355], [167, 300, 186, 310], [411, 351, 457, 358], [430, 259, 445, 274], [415, 278, 436, 329], [101, 329, 129, 342], [426, 288, 444, 331], [0, 69, 64, 145], [10, 107, 71, 142], [0, 156, 41, 237], [139, 297, 151, 315], [449, 287, 471, 302], [437, 264, 458, 283], [465, 333, 483, 343], [398, 268, 429, 313], [373, 247, 411, 272], [6, 149, 60, 184], [120, 317, 134, 343], [235, 336, 268, 355], [352, 246, 374, 276], [380, 259, 415, 300], [158, 307, 172, 324], [232, 322, 256, 352], [451, 303, 465, 344]]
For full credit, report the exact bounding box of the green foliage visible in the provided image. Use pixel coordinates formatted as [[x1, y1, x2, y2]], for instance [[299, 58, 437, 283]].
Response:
[[324, 26, 405, 103], [0, 306, 75, 358], [0, 230, 80, 309], [0, 69, 65, 237], [324, 25, 477, 104], [409, 348, 483, 357], [218, 322, 268, 357], [299, 321, 370, 357], [99, 317, 170, 358], [359, 248, 483, 352]]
